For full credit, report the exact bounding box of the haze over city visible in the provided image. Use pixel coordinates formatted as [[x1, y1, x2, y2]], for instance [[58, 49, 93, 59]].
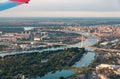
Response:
[[0, 0, 120, 17]]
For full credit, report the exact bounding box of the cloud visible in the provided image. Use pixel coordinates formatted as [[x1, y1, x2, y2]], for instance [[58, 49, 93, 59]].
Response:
[[0, 0, 120, 17], [24, 0, 120, 11]]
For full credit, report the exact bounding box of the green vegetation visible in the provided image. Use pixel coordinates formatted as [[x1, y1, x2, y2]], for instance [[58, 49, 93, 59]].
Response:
[[0, 47, 85, 79], [0, 45, 8, 51], [47, 31, 82, 44], [109, 75, 120, 79], [57, 76, 65, 79], [66, 67, 90, 79], [67, 67, 90, 75]]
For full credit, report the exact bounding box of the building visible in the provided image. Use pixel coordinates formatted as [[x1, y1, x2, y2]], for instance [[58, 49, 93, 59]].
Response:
[[0, 36, 17, 42], [34, 37, 41, 41], [0, 31, 2, 36], [96, 64, 120, 70]]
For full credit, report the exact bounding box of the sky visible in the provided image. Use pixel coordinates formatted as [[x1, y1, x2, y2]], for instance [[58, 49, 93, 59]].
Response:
[[0, 0, 120, 17]]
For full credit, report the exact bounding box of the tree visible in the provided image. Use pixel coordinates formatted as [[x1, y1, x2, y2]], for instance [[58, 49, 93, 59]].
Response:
[[58, 76, 65, 79]]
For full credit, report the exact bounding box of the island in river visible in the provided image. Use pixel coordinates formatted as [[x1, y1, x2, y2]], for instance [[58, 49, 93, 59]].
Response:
[[0, 47, 86, 79]]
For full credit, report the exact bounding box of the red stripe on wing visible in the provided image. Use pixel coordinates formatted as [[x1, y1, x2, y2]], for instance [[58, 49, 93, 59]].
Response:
[[10, 0, 30, 3]]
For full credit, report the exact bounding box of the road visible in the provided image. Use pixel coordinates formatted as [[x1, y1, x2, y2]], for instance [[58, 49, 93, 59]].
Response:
[[90, 47, 120, 52]]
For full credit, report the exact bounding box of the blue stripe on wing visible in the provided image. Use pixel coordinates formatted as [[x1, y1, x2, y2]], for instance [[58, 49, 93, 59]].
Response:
[[0, 1, 19, 11]]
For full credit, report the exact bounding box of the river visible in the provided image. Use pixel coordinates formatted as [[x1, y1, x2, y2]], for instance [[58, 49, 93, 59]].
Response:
[[0, 33, 98, 79]]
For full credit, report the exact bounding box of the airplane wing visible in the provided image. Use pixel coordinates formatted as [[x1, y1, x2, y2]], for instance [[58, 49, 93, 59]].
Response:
[[11, 0, 30, 3], [0, 0, 30, 11]]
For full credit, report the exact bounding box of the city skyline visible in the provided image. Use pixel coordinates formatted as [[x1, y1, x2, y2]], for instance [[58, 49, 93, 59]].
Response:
[[0, 0, 120, 17]]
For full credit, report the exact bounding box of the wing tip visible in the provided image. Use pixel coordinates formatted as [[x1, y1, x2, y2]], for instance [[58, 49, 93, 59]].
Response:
[[10, 0, 30, 3]]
